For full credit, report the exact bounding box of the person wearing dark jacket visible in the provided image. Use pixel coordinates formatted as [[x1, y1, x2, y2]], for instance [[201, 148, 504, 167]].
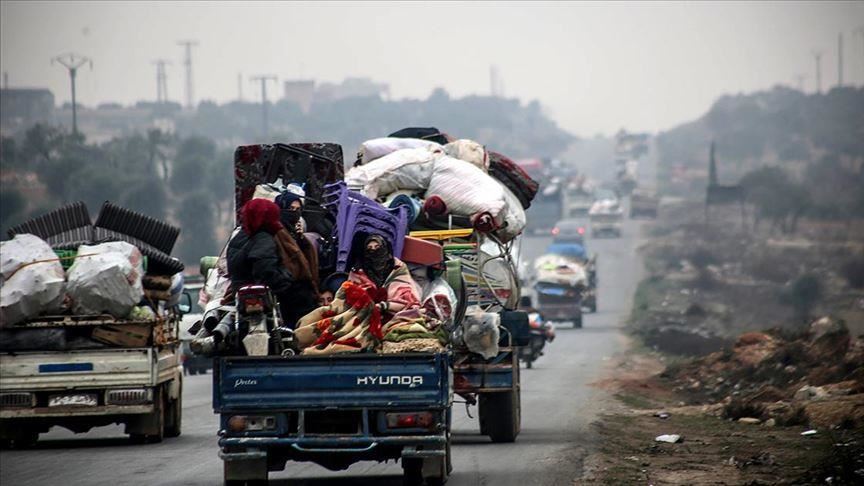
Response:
[[227, 198, 318, 329]]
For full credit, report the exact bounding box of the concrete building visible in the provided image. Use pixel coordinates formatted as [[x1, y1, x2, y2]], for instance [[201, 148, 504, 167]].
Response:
[[0, 88, 55, 134], [282, 80, 315, 113]]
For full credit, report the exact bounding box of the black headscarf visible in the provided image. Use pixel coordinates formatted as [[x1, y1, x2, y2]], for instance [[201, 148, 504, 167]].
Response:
[[361, 234, 394, 288]]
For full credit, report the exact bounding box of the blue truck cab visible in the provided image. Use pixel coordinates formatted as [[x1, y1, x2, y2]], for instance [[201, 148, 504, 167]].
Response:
[[213, 352, 452, 485]]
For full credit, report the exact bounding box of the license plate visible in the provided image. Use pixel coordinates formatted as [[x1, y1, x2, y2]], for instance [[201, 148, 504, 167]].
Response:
[[48, 393, 97, 407]]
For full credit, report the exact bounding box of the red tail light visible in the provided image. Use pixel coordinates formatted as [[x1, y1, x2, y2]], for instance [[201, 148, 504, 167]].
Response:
[[386, 412, 434, 429], [577, 227, 585, 235], [552, 227, 560, 235]]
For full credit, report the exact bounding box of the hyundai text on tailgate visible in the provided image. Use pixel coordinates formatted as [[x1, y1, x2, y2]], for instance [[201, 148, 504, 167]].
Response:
[[214, 353, 452, 485]]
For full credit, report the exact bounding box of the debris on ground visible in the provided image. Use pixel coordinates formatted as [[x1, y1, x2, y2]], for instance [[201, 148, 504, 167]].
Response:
[[654, 434, 682, 443]]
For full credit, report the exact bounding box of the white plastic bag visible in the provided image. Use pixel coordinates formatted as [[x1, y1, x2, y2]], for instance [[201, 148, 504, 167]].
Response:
[[345, 146, 443, 199], [0, 234, 66, 326], [67, 242, 144, 318], [421, 278, 458, 328], [444, 139, 489, 172], [425, 155, 506, 221], [494, 182, 527, 243], [461, 307, 500, 359], [357, 137, 441, 165]]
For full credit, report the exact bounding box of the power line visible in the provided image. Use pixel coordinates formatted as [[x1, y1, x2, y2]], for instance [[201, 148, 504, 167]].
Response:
[[838, 33, 844, 87], [811, 50, 823, 94], [51, 52, 92, 135], [177, 40, 198, 109], [152, 59, 171, 103], [250, 75, 277, 136]]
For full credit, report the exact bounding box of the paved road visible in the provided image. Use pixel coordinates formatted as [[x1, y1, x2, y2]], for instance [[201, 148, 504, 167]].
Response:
[[1, 224, 648, 486]]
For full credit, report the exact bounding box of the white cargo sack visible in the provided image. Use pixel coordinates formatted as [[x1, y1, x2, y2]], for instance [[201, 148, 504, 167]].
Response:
[[494, 182, 527, 243], [534, 255, 588, 288], [0, 234, 66, 326], [425, 155, 506, 221], [345, 146, 443, 200], [444, 139, 489, 172], [67, 242, 144, 318], [357, 137, 441, 165], [461, 307, 500, 360]]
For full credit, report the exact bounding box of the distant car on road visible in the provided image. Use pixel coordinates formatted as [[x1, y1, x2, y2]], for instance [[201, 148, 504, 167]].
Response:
[[179, 280, 211, 375], [552, 219, 587, 244]]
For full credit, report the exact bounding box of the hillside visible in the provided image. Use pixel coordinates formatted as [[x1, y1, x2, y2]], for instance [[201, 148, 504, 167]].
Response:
[[656, 86, 864, 198]]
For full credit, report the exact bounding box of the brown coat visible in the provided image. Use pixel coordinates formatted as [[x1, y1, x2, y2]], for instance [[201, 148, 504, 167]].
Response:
[[273, 228, 319, 296]]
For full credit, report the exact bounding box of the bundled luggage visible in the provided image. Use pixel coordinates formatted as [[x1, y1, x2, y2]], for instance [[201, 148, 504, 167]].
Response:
[[0, 234, 66, 326]]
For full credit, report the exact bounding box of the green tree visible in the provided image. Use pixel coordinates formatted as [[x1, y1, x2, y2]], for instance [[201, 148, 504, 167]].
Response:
[[786, 274, 822, 323], [171, 136, 215, 193], [175, 191, 217, 265]]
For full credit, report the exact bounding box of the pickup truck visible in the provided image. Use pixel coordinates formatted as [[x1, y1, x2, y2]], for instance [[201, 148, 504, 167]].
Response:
[[0, 314, 183, 447], [214, 353, 451, 485], [629, 189, 660, 219]]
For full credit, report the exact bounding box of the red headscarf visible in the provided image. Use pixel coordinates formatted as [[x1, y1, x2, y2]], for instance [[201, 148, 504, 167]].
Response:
[[241, 199, 284, 235]]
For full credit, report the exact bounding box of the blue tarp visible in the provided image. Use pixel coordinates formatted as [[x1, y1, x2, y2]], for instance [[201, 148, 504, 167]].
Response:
[[546, 243, 587, 260]]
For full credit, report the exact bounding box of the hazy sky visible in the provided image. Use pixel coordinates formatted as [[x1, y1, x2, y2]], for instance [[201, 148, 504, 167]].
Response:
[[2, 1, 862, 136]]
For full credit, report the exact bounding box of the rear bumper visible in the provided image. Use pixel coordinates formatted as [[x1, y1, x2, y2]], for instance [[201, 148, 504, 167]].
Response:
[[219, 433, 447, 452], [1, 403, 154, 419]]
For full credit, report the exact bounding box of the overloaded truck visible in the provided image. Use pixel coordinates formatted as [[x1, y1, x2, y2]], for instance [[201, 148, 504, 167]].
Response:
[[0, 202, 186, 446], [629, 189, 660, 219], [200, 137, 530, 485], [588, 197, 623, 238]]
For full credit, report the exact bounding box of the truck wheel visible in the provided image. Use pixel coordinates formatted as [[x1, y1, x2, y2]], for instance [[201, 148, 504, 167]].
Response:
[[573, 313, 583, 329], [130, 388, 164, 443], [402, 458, 424, 486], [164, 381, 182, 438], [479, 390, 520, 443], [425, 437, 451, 486]]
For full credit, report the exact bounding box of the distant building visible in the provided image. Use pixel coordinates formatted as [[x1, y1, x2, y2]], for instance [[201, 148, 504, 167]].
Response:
[[0, 88, 55, 134], [315, 77, 390, 103], [282, 80, 315, 113]]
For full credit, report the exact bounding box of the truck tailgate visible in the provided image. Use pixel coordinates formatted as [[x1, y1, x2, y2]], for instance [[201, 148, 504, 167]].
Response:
[[215, 353, 450, 411], [0, 348, 154, 391]]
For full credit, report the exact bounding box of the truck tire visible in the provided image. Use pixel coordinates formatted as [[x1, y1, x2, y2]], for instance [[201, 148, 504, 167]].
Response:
[[130, 388, 164, 443], [479, 389, 520, 443], [402, 458, 423, 486], [573, 313, 583, 329], [164, 381, 182, 438], [425, 436, 452, 486]]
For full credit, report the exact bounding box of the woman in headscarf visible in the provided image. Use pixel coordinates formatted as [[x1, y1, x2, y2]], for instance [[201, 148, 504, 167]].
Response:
[[227, 197, 319, 328], [294, 234, 447, 355]]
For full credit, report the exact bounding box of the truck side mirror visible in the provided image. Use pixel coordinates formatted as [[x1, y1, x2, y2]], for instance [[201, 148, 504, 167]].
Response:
[[178, 292, 193, 315]]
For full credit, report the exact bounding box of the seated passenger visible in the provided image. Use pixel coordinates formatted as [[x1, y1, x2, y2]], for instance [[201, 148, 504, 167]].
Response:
[[226, 198, 318, 328], [294, 234, 446, 354]]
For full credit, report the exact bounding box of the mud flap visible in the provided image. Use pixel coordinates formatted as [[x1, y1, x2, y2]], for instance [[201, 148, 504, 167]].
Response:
[[221, 450, 268, 482]]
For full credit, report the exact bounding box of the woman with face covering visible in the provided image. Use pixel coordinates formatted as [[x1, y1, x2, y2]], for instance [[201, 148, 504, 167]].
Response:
[[293, 233, 429, 354], [227, 197, 319, 329], [353, 234, 420, 317]]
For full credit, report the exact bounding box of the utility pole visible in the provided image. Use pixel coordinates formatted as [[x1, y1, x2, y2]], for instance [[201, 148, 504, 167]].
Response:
[[838, 33, 844, 87], [177, 40, 198, 110], [2, 72, 7, 89], [811, 50, 823, 94], [250, 75, 277, 137], [152, 59, 171, 103], [237, 72, 243, 101], [793, 73, 806, 91], [52, 53, 92, 136], [855, 27, 864, 83]]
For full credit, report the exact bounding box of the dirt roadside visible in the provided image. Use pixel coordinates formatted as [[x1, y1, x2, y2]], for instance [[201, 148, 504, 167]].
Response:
[[575, 202, 864, 485]]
